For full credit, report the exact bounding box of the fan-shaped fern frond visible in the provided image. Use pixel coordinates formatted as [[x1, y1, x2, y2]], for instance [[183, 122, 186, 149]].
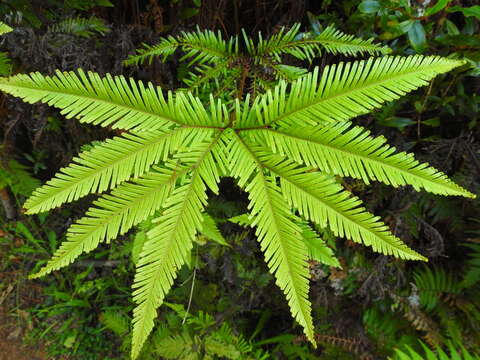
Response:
[[125, 28, 236, 66], [48, 16, 110, 38], [227, 131, 314, 344], [0, 21, 12, 35], [0, 70, 224, 132], [0, 20, 474, 359], [238, 56, 465, 129], [251, 122, 473, 197]]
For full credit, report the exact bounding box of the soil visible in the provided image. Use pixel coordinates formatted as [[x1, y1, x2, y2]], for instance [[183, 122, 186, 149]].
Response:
[[0, 307, 48, 360], [0, 278, 48, 360]]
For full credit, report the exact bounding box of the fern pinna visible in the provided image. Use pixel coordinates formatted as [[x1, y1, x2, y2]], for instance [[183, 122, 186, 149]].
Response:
[[0, 24, 474, 359]]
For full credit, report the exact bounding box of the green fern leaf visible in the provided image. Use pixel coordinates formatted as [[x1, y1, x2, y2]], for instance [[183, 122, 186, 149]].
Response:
[[240, 56, 465, 128], [312, 24, 391, 56], [227, 131, 315, 344], [296, 220, 340, 268], [30, 165, 182, 279], [125, 27, 235, 66], [391, 341, 479, 360], [131, 138, 222, 359], [48, 16, 110, 38], [24, 128, 212, 213], [0, 52, 12, 76], [251, 23, 390, 63], [0, 21, 473, 360], [253, 122, 474, 198], [0, 70, 223, 131], [0, 21, 12, 35], [255, 151, 426, 260]]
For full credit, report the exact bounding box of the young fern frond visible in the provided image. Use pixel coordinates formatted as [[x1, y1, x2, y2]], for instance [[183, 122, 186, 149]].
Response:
[[181, 61, 229, 93], [239, 56, 466, 129], [250, 23, 390, 63], [313, 25, 391, 56], [0, 23, 474, 360], [124, 28, 236, 66]]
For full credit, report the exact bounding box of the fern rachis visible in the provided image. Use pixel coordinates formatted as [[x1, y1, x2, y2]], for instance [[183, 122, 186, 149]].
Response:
[[0, 24, 475, 359]]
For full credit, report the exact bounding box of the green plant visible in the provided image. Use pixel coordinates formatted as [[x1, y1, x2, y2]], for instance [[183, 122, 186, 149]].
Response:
[[48, 16, 110, 38], [0, 24, 474, 359], [0, 21, 12, 75], [391, 340, 479, 360]]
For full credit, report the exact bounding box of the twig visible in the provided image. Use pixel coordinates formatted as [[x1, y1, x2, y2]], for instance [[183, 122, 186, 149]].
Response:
[[0, 187, 16, 220]]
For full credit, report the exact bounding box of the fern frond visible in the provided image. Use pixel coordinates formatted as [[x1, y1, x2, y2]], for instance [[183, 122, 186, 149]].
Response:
[[131, 136, 223, 359], [414, 267, 460, 312], [125, 28, 236, 66], [0, 21, 12, 35], [296, 220, 340, 267], [200, 213, 229, 246], [24, 128, 212, 214], [461, 243, 480, 288], [255, 152, 425, 260], [182, 61, 229, 92], [239, 56, 465, 128], [253, 122, 474, 198], [391, 341, 479, 360], [101, 310, 131, 335], [30, 165, 181, 279], [0, 52, 12, 76], [0, 70, 223, 131], [48, 16, 110, 38], [250, 24, 389, 63], [155, 332, 193, 359], [271, 64, 309, 81], [313, 25, 391, 56], [227, 131, 315, 345]]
